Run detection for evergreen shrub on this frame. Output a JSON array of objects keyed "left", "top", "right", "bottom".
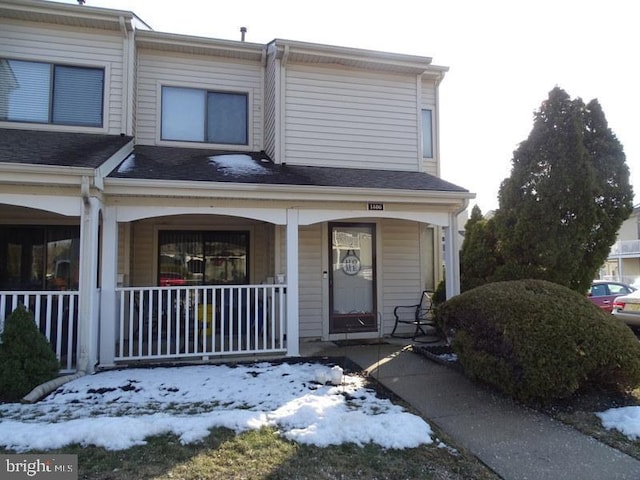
[
  {"left": 437, "top": 279, "right": 640, "bottom": 403},
  {"left": 0, "top": 304, "right": 60, "bottom": 402}
]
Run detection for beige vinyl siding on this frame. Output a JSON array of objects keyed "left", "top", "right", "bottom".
[
  {"left": 284, "top": 65, "right": 419, "bottom": 171},
  {"left": 0, "top": 21, "right": 125, "bottom": 134},
  {"left": 618, "top": 213, "right": 639, "bottom": 241},
  {"left": 298, "top": 224, "right": 323, "bottom": 338},
  {"left": 380, "top": 219, "right": 423, "bottom": 335},
  {"left": 263, "top": 51, "right": 277, "bottom": 161},
  {"left": 421, "top": 78, "right": 438, "bottom": 176},
  {"left": 136, "top": 50, "right": 263, "bottom": 148},
  {"left": 130, "top": 221, "right": 155, "bottom": 286}
]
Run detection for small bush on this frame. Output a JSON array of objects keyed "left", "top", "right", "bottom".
[
  {"left": 0, "top": 304, "right": 60, "bottom": 401},
  {"left": 437, "top": 279, "right": 640, "bottom": 403}
]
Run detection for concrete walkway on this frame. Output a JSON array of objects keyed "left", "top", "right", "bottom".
[{"left": 305, "top": 340, "right": 640, "bottom": 480}]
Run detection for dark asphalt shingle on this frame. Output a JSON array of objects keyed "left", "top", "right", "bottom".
[
  {"left": 0, "top": 128, "right": 132, "bottom": 168},
  {"left": 111, "top": 145, "right": 469, "bottom": 193},
  {"left": 0, "top": 129, "right": 468, "bottom": 193}
]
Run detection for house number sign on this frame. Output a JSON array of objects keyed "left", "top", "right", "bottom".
[{"left": 342, "top": 251, "right": 361, "bottom": 275}]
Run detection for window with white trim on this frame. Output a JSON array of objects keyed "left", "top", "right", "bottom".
[
  {"left": 0, "top": 58, "right": 104, "bottom": 127},
  {"left": 422, "top": 109, "right": 433, "bottom": 158},
  {"left": 158, "top": 230, "right": 250, "bottom": 286},
  {"left": 161, "top": 86, "right": 248, "bottom": 145}
]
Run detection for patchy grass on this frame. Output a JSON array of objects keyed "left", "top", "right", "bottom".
[
  {"left": 540, "top": 386, "right": 640, "bottom": 461},
  {"left": 1, "top": 427, "right": 500, "bottom": 480}
]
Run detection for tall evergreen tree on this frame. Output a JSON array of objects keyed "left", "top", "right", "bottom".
[
  {"left": 460, "top": 205, "right": 500, "bottom": 292},
  {"left": 491, "top": 87, "right": 633, "bottom": 292}
]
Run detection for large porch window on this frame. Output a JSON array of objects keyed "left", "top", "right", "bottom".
[
  {"left": 158, "top": 230, "right": 249, "bottom": 286},
  {"left": 0, "top": 225, "right": 80, "bottom": 291}
]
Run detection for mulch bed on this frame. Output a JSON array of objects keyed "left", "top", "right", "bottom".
[{"left": 412, "top": 343, "right": 463, "bottom": 372}]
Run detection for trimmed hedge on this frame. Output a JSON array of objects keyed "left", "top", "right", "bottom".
[
  {"left": 437, "top": 279, "right": 640, "bottom": 403},
  {"left": 0, "top": 304, "right": 60, "bottom": 402}
]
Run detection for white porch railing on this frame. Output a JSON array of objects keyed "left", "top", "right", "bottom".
[
  {"left": 0, "top": 291, "right": 79, "bottom": 373},
  {"left": 114, "top": 284, "right": 286, "bottom": 362},
  {"left": 609, "top": 240, "right": 640, "bottom": 258}
]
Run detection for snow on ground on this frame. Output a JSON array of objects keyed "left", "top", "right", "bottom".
[
  {"left": 0, "top": 361, "right": 433, "bottom": 453},
  {"left": 597, "top": 406, "right": 640, "bottom": 440}
]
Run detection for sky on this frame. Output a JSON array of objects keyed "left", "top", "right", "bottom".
[
  {"left": 56, "top": 0, "right": 639, "bottom": 213},
  {"left": 0, "top": 360, "right": 638, "bottom": 454},
  {"left": 0, "top": 361, "right": 436, "bottom": 452}
]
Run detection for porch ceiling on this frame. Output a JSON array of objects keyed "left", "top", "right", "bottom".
[{"left": 109, "top": 145, "right": 470, "bottom": 195}]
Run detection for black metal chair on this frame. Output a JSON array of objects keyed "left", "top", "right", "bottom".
[{"left": 391, "top": 290, "right": 440, "bottom": 343}]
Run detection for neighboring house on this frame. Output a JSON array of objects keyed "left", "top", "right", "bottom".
[
  {"left": 600, "top": 205, "right": 640, "bottom": 287},
  {"left": 0, "top": 0, "right": 473, "bottom": 373}
]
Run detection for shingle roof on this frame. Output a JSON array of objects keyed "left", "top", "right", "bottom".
[
  {"left": 0, "top": 130, "right": 469, "bottom": 193},
  {"left": 111, "top": 145, "right": 469, "bottom": 193},
  {"left": 0, "top": 128, "right": 132, "bottom": 168}
]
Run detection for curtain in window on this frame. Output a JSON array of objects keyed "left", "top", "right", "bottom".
[
  {"left": 158, "top": 231, "right": 249, "bottom": 286},
  {"left": 52, "top": 65, "right": 104, "bottom": 126},
  {"left": 207, "top": 92, "right": 247, "bottom": 144},
  {"left": 0, "top": 226, "right": 80, "bottom": 291},
  {"left": 0, "top": 59, "right": 104, "bottom": 126},
  {"left": 422, "top": 109, "right": 433, "bottom": 158},
  {"left": 161, "top": 87, "right": 206, "bottom": 142},
  {"left": 1, "top": 60, "right": 50, "bottom": 123}
]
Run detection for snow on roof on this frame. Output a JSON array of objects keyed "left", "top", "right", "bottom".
[
  {"left": 208, "top": 154, "right": 269, "bottom": 175},
  {"left": 116, "top": 154, "right": 136, "bottom": 173}
]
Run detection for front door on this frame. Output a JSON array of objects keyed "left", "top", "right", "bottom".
[{"left": 329, "top": 223, "right": 377, "bottom": 334}]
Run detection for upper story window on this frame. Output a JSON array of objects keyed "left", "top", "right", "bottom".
[
  {"left": 422, "top": 109, "right": 433, "bottom": 158},
  {"left": 161, "top": 86, "right": 248, "bottom": 145},
  {"left": 0, "top": 59, "right": 104, "bottom": 127}
]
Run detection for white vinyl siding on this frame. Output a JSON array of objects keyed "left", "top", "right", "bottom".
[
  {"left": 380, "top": 219, "right": 423, "bottom": 335},
  {"left": 0, "top": 21, "right": 124, "bottom": 134},
  {"left": 136, "top": 50, "right": 263, "bottom": 149},
  {"left": 298, "top": 224, "right": 323, "bottom": 338},
  {"left": 284, "top": 65, "right": 419, "bottom": 171}
]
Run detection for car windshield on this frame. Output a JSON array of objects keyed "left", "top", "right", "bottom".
[{"left": 625, "top": 289, "right": 640, "bottom": 299}]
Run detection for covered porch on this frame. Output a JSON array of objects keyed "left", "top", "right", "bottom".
[{"left": 0, "top": 138, "right": 473, "bottom": 374}]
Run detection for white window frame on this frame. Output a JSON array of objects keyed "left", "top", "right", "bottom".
[
  {"left": 0, "top": 58, "right": 106, "bottom": 129},
  {"left": 421, "top": 108, "right": 434, "bottom": 159},
  {"left": 157, "top": 82, "right": 252, "bottom": 150},
  {"left": 152, "top": 224, "right": 256, "bottom": 285}
]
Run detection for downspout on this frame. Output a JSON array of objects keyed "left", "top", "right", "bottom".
[
  {"left": 279, "top": 45, "right": 289, "bottom": 165},
  {"left": 260, "top": 48, "right": 266, "bottom": 152},
  {"left": 119, "top": 16, "right": 135, "bottom": 136},
  {"left": 81, "top": 175, "right": 90, "bottom": 207}
]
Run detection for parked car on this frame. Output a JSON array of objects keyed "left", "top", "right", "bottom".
[
  {"left": 588, "top": 281, "right": 636, "bottom": 313},
  {"left": 612, "top": 289, "right": 640, "bottom": 327},
  {"left": 159, "top": 272, "right": 186, "bottom": 287}
]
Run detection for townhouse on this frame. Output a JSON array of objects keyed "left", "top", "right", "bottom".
[{"left": 0, "top": 0, "right": 473, "bottom": 372}]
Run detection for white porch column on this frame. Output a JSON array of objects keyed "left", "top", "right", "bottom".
[
  {"left": 444, "top": 212, "right": 461, "bottom": 299},
  {"left": 77, "top": 196, "right": 100, "bottom": 373},
  {"left": 98, "top": 206, "right": 118, "bottom": 367},
  {"left": 285, "top": 208, "right": 300, "bottom": 356}
]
